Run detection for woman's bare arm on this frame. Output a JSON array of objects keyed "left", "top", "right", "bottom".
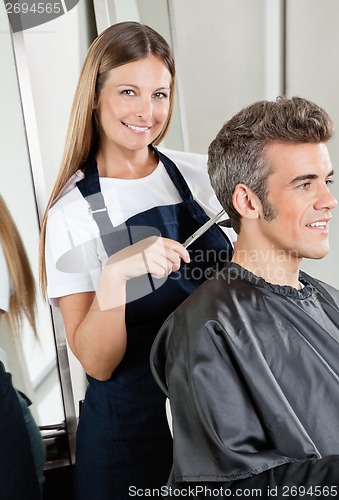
[{"left": 59, "top": 236, "right": 189, "bottom": 381}]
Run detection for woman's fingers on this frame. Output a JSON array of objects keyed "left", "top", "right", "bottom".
[
  {"left": 106, "top": 236, "right": 190, "bottom": 281},
  {"left": 143, "top": 237, "right": 190, "bottom": 278}
]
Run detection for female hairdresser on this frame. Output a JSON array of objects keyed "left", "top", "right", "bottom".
[
  {"left": 40, "top": 21, "right": 233, "bottom": 499},
  {"left": 0, "top": 195, "right": 45, "bottom": 499}
]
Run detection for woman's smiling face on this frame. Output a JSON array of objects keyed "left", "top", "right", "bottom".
[{"left": 95, "top": 54, "right": 172, "bottom": 153}]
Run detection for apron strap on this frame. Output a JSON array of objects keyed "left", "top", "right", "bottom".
[
  {"left": 151, "top": 145, "right": 194, "bottom": 202},
  {"left": 76, "top": 157, "right": 132, "bottom": 256}
]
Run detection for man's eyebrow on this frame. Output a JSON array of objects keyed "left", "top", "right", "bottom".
[{"left": 289, "top": 169, "right": 334, "bottom": 184}]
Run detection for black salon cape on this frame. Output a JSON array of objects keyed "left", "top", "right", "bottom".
[{"left": 151, "top": 263, "right": 339, "bottom": 487}]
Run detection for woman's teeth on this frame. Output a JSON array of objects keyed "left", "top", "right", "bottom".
[{"left": 124, "top": 123, "right": 150, "bottom": 132}]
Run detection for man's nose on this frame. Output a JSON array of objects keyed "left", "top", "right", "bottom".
[{"left": 314, "top": 185, "right": 337, "bottom": 211}]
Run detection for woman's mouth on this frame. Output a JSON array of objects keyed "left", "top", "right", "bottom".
[{"left": 122, "top": 122, "right": 151, "bottom": 133}]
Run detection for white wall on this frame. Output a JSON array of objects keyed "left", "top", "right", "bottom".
[
  {"left": 169, "top": 0, "right": 284, "bottom": 153},
  {"left": 285, "top": 0, "right": 339, "bottom": 285}
]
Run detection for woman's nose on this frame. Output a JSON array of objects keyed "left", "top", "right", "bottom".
[{"left": 135, "top": 97, "right": 152, "bottom": 120}]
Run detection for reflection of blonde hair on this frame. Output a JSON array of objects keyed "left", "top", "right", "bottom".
[
  {"left": 39, "top": 21, "right": 176, "bottom": 294},
  {"left": 0, "top": 195, "right": 37, "bottom": 337}
]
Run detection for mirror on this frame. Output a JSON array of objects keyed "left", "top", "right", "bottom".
[{"left": 0, "top": 1, "right": 75, "bottom": 468}]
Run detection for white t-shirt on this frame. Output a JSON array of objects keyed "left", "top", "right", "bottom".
[
  {"left": 0, "top": 243, "right": 10, "bottom": 313},
  {"left": 45, "top": 148, "right": 236, "bottom": 305}
]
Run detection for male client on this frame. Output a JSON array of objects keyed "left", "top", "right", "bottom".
[{"left": 151, "top": 96, "right": 339, "bottom": 497}]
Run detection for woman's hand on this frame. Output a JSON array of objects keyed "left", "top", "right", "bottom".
[{"left": 105, "top": 236, "right": 190, "bottom": 281}]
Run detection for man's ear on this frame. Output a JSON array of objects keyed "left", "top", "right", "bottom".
[{"left": 232, "top": 184, "right": 261, "bottom": 221}]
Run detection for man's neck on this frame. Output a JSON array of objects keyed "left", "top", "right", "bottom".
[{"left": 232, "top": 235, "right": 302, "bottom": 290}]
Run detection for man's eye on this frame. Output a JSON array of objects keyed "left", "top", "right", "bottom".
[
  {"left": 298, "top": 183, "right": 311, "bottom": 190},
  {"left": 325, "top": 178, "right": 334, "bottom": 186}
]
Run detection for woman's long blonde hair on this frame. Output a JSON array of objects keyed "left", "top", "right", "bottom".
[
  {"left": 0, "top": 196, "right": 37, "bottom": 337},
  {"left": 39, "top": 21, "right": 176, "bottom": 295}
]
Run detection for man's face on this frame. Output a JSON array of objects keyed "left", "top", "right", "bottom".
[{"left": 258, "top": 142, "right": 336, "bottom": 261}]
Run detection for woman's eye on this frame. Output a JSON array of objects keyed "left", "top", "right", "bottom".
[
  {"left": 153, "top": 92, "right": 168, "bottom": 99},
  {"left": 121, "top": 89, "right": 135, "bottom": 96}
]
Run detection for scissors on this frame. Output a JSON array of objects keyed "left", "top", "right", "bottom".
[{"left": 183, "top": 210, "right": 231, "bottom": 249}]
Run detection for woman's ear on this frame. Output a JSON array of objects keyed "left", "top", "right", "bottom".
[
  {"left": 232, "top": 184, "right": 261, "bottom": 221},
  {"left": 93, "top": 93, "right": 98, "bottom": 110}
]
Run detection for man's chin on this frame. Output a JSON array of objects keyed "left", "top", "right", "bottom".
[{"left": 304, "top": 248, "right": 330, "bottom": 260}]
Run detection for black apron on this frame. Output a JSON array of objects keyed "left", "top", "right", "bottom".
[{"left": 74, "top": 147, "right": 233, "bottom": 499}]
